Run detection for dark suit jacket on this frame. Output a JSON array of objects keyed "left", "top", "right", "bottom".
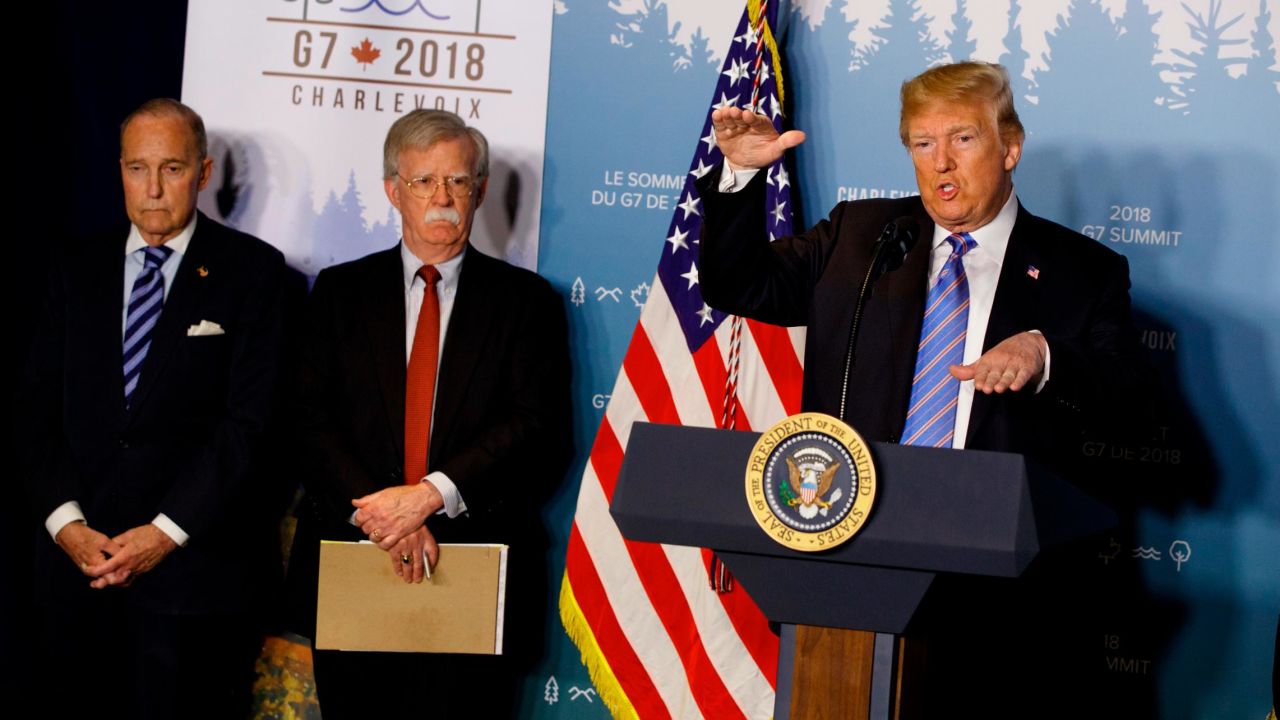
[
  {"left": 23, "top": 212, "right": 290, "bottom": 615},
  {"left": 286, "top": 243, "right": 572, "bottom": 637},
  {"left": 699, "top": 169, "right": 1150, "bottom": 470},
  {"left": 700, "top": 170, "right": 1158, "bottom": 713}
]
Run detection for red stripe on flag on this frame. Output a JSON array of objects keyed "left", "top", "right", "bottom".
[
  {"left": 622, "top": 328, "right": 683, "bottom": 426},
  {"left": 589, "top": 416, "right": 625, "bottom": 502},
  {"left": 701, "top": 548, "right": 780, "bottom": 689},
  {"left": 595, "top": 382, "right": 750, "bottom": 718},
  {"left": 622, "top": 534, "right": 747, "bottom": 719},
  {"left": 745, "top": 319, "right": 804, "bottom": 416},
  {"left": 694, "top": 328, "right": 754, "bottom": 431},
  {"left": 566, "top": 525, "right": 671, "bottom": 719},
  {"left": 691, "top": 334, "right": 733, "bottom": 424},
  {"left": 693, "top": 327, "right": 793, "bottom": 688}
]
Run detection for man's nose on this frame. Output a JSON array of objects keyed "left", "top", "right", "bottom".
[
  {"left": 933, "top": 143, "right": 954, "bottom": 172},
  {"left": 429, "top": 181, "right": 453, "bottom": 205},
  {"left": 148, "top": 170, "right": 164, "bottom": 198}
]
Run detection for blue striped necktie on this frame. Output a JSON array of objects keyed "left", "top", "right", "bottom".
[
  {"left": 123, "top": 245, "right": 173, "bottom": 406},
  {"left": 901, "top": 232, "right": 976, "bottom": 448}
]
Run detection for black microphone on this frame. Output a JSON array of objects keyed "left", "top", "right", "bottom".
[
  {"left": 871, "top": 216, "right": 920, "bottom": 279},
  {"left": 837, "top": 217, "right": 920, "bottom": 421}
]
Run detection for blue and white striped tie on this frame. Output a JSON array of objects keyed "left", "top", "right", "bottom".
[
  {"left": 123, "top": 245, "right": 173, "bottom": 406},
  {"left": 901, "top": 232, "right": 976, "bottom": 448}
]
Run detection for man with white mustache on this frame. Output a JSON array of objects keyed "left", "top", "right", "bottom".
[{"left": 287, "top": 109, "right": 572, "bottom": 718}]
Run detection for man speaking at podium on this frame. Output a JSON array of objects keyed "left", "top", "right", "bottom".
[{"left": 699, "top": 62, "right": 1150, "bottom": 709}]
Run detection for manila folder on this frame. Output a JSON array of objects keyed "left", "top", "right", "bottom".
[{"left": 315, "top": 542, "right": 508, "bottom": 654}]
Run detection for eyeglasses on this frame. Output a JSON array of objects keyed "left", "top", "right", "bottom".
[{"left": 399, "top": 173, "right": 475, "bottom": 199}]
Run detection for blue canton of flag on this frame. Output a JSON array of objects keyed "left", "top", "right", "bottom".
[{"left": 657, "top": 3, "right": 794, "bottom": 353}]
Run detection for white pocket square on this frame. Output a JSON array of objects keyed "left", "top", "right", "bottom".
[{"left": 187, "top": 320, "right": 225, "bottom": 337}]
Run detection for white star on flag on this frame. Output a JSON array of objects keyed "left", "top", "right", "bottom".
[
  {"left": 701, "top": 129, "right": 717, "bottom": 152},
  {"left": 678, "top": 193, "right": 701, "bottom": 220},
  {"left": 712, "top": 92, "right": 738, "bottom": 111},
  {"left": 772, "top": 198, "right": 788, "bottom": 225},
  {"left": 696, "top": 302, "right": 715, "bottom": 326},
  {"left": 772, "top": 165, "right": 790, "bottom": 191},
  {"left": 689, "top": 159, "right": 713, "bottom": 179},
  {"left": 722, "top": 58, "right": 748, "bottom": 86},
  {"left": 666, "top": 227, "right": 690, "bottom": 253},
  {"left": 680, "top": 261, "right": 700, "bottom": 289}
]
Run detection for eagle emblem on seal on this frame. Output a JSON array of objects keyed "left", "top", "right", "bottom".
[{"left": 782, "top": 450, "right": 843, "bottom": 519}]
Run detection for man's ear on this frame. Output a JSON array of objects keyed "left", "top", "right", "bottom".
[
  {"left": 1003, "top": 134, "right": 1023, "bottom": 173},
  {"left": 384, "top": 177, "right": 402, "bottom": 211},
  {"left": 196, "top": 156, "right": 214, "bottom": 191}
]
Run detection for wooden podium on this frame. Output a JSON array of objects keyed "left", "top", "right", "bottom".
[{"left": 610, "top": 422, "right": 1116, "bottom": 720}]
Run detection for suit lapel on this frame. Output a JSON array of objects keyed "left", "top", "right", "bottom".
[
  {"left": 890, "top": 206, "right": 935, "bottom": 384},
  {"left": 873, "top": 204, "right": 933, "bottom": 440},
  {"left": 429, "top": 248, "right": 495, "bottom": 467},
  {"left": 124, "top": 222, "right": 214, "bottom": 421},
  {"left": 967, "top": 203, "right": 1044, "bottom": 441},
  {"left": 362, "top": 248, "right": 409, "bottom": 465},
  {"left": 82, "top": 238, "right": 130, "bottom": 415}
]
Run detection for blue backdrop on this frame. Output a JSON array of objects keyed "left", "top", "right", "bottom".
[{"left": 529, "top": 1, "right": 1279, "bottom": 717}]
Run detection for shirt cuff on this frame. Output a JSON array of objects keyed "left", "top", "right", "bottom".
[
  {"left": 46, "top": 501, "right": 85, "bottom": 540},
  {"left": 425, "top": 471, "right": 467, "bottom": 518},
  {"left": 1029, "top": 330, "right": 1051, "bottom": 393},
  {"left": 152, "top": 514, "right": 189, "bottom": 547},
  {"left": 717, "top": 161, "right": 761, "bottom": 193}
]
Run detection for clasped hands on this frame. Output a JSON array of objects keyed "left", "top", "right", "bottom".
[
  {"left": 55, "top": 522, "right": 177, "bottom": 589},
  {"left": 352, "top": 482, "right": 443, "bottom": 584}
]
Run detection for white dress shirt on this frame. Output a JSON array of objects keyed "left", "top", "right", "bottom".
[
  {"left": 398, "top": 241, "right": 468, "bottom": 518},
  {"left": 923, "top": 191, "right": 1050, "bottom": 448},
  {"left": 45, "top": 217, "right": 198, "bottom": 545},
  {"left": 717, "top": 165, "right": 1048, "bottom": 449}
]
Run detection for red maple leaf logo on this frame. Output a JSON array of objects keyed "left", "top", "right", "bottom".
[{"left": 352, "top": 38, "right": 380, "bottom": 69}]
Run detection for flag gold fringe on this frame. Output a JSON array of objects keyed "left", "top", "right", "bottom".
[{"left": 559, "top": 573, "right": 640, "bottom": 720}]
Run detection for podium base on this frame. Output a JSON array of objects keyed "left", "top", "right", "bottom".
[{"left": 775, "top": 625, "right": 924, "bottom": 720}]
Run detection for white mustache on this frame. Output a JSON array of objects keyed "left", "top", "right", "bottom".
[{"left": 424, "top": 207, "right": 461, "bottom": 225}]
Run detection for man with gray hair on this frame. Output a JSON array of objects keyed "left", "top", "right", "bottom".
[
  {"left": 287, "top": 108, "right": 571, "bottom": 717},
  {"left": 22, "top": 97, "right": 290, "bottom": 718}
]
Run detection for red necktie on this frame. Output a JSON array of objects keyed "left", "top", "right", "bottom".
[{"left": 404, "top": 265, "right": 441, "bottom": 485}]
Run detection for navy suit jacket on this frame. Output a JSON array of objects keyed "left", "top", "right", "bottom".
[
  {"left": 698, "top": 169, "right": 1150, "bottom": 471},
  {"left": 23, "top": 212, "right": 291, "bottom": 615}
]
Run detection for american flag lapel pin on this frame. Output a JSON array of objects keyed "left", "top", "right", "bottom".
[
  {"left": 1026, "top": 265, "right": 1040, "bottom": 280},
  {"left": 197, "top": 266, "right": 209, "bottom": 278}
]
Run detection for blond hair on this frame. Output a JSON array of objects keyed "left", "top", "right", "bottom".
[{"left": 899, "top": 62, "right": 1024, "bottom": 146}]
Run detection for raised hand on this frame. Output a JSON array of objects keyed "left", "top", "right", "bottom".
[{"left": 710, "top": 107, "right": 806, "bottom": 170}]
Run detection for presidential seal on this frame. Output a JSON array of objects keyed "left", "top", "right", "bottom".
[{"left": 744, "top": 413, "right": 877, "bottom": 552}]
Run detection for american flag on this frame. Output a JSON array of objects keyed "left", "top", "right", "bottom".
[{"left": 559, "top": 2, "right": 805, "bottom": 717}]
